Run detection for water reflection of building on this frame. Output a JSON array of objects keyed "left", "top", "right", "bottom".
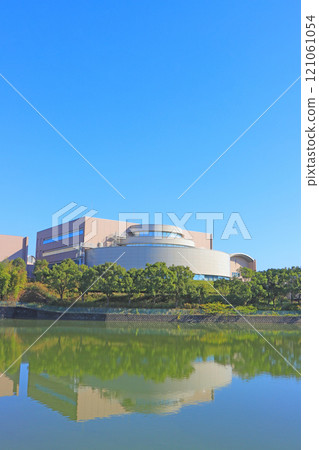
[
  {"left": 0, "top": 373, "right": 18, "bottom": 397},
  {"left": 1, "top": 360, "right": 232, "bottom": 421},
  {"left": 0, "top": 368, "right": 20, "bottom": 398},
  {"left": 76, "top": 387, "right": 127, "bottom": 421},
  {"left": 80, "top": 360, "right": 232, "bottom": 416}
]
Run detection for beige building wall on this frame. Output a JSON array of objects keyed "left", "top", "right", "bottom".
[
  {"left": 230, "top": 254, "right": 257, "bottom": 277},
  {"left": 187, "top": 230, "right": 212, "bottom": 250},
  {"left": 83, "top": 217, "right": 136, "bottom": 247},
  {"left": 0, "top": 235, "right": 28, "bottom": 263}
]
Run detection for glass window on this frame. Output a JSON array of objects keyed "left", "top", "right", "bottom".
[{"left": 43, "top": 229, "right": 84, "bottom": 245}]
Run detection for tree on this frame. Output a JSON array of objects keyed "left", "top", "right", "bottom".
[
  {"left": 47, "top": 259, "right": 80, "bottom": 300},
  {"left": 184, "top": 282, "right": 200, "bottom": 304},
  {"left": 240, "top": 268, "right": 268, "bottom": 306},
  {"left": 168, "top": 265, "right": 194, "bottom": 307},
  {"left": 249, "top": 272, "right": 268, "bottom": 306},
  {"left": 228, "top": 278, "right": 252, "bottom": 306},
  {"left": 144, "top": 262, "right": 172, "bottom": 302},
  {"left": 213, "top": 279, "right": 231, "bottom": 297},
  {"left": 286, "top": 267, "right": 301, "bottom": 303},
  {"left": 0, "top": 262, "right": 11, "bottom": 300},
  {"left": 240, "top": 267, "right": 254, "bottom": 280},
  {"left": 121, "top": 268, "right": 147, "bottom": 305},
  {"left": 122, "top": 272, "right": 134, "bottom": 304},
  {"left": 129, "top": 268, "right": 146, "bottom": 292},
  {"left": 97, "top": 263, "right": 126, "bottom": 306},
  {"left": 265, "top": 269, "right": 286, "bottom": 308},
  {"left": 79, "top": 265, "right": 98, "bottom": 300},
  {"left": 7, "top": 258, "right": 27, "bottom": 299},
  {"left": 33, "top": 259, "right": 50, "bottom": 283}
]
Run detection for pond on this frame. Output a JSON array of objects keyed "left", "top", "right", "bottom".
[{"left": 0, "top": 320, "right": 300, "bottom": 449}]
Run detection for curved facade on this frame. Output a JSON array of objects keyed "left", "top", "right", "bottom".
[
  {"left": 85, "top": 245, "right": 231, "bottom": 278},
  {"left": 85, "top": 224, "right": 231, "bottom": 278},
  {"left": 116, "top": 224, "right": 195, "bottom": 247},
  {"left": 230, "top": 253, "right": 257, "bottom": 277}
]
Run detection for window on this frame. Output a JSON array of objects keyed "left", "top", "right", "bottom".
[
  {"left": 193, "top": 274, "right": 230, "bottom": 281},
  {"left": 43, "top": 229, "right": 84, "bottom": 245},
  {"left": 162, "top": 232, "right": 182, "bottom": 238},
  {"left": 125, "top": 243, "right": 187, "bottom": 247},
  {"left": 136, "top": 231, "right": 182, "bottom": 238}
]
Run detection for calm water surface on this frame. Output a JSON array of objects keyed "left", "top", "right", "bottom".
[{"left": 0, "top": 320, "right": 300, "bottom": 449}]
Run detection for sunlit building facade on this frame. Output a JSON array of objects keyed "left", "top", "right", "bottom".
[
  {"left": 0, "top": 234, "right": 28, "bottom": 263},
  {"left": 36, "top": 217, "right": 256, "bottom": 278}
]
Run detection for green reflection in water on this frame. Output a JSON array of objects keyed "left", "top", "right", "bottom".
[{"left": 0, "top": 320, "right": 300, "bottom": 421}]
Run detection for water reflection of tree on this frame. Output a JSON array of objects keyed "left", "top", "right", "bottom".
[{"left": 0, "top": 324, "right": 300, "bottom": 381}]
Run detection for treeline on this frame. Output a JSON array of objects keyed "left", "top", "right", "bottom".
[
  {"left": 31, "top": 259, "right": 300, "bottom": 310},
  {"left": 0, "top": 257, "right": 301, "bottom": 310},
  {"left": 33, "top": 259, "right": 197, "bottom": 307},
  {"left": 240, "top": 266, "right": 301, "bottom": 309}
]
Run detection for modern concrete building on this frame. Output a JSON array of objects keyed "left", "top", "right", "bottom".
[
  {"left": 36, "top": 217, "right": 137, "bottom": 265},
  {"left": 85, "top": 223, "right": 230, "bottom": 280},
  {"left": 36, "top": 218, "right": 256, "bottom": 279},
  {"left": 0, "top": 234, "right": 28, "bottom": 263}
]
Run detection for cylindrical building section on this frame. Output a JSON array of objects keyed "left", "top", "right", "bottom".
[{"left": 85, "top": 246, "right": 231, "bottom": 278}]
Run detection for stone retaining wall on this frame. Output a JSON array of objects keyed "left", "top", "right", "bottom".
[{"left": 0, "top": 306, "right": 301, "bottom": 324}]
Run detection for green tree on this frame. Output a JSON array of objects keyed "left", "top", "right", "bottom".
[
  {"left": 122, "top": 268, "right": 147, "bottom": 305},
  {"left": 129, "top": 268, "right": 146, "bottom": 292},
  {"left": 97, "top": 263, "right": 126, "bottom": 306},
  {"left": 250, "top": 272, "right": 268, "bottom": 305},
  {"left": 7, "top": 258, "right": 27, "bottom": 299},
  {"left": 213, "top": 278, "right": 231, "bottom": 297},
  {"left": 168, "top": 265, "right": 194, "bottom": 307},
  {"left": 286, "top": 267, "right": 301, "bottom": 303},
  {"left": 240, "top": 267, "right": 255, "bottom": 280},
  {"left": 265, "top": 269, "right": 287, "bottom": 308},
  {"left": 79, "top": 265, "right": 98, "bottom": 300},
  {"left": 144, "top": 262, "right": 172, "bottom": 302},
  {"left": 122, "top": 271, "right": 134, "bottom": 304},
  {"left": 0, "top": 262, "right": 11, "bottom": 300},
  {"left": 184, "top": 282, "right": 200, "bottom": 304},
  {"left": 33, "top": 259, "right": 50, "bottom": 283},
  {"left": 228, "top": 278, "right": 252, "bottom": 306},
  {"left": 47, "top": 259, "right": 80, "bottom": 300}
]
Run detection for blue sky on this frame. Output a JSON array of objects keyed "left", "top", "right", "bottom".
[{"left": 0, "top": 0, "right": 300, "bottom": 270}]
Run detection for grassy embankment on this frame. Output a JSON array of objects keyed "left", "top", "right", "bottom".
[{"left": 15, "top": 281, "right": 300, "bottom": 316}]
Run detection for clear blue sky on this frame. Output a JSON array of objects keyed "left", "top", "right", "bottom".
[{"left": 0, "top": 0, "right": 300, "bottom": 271}]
